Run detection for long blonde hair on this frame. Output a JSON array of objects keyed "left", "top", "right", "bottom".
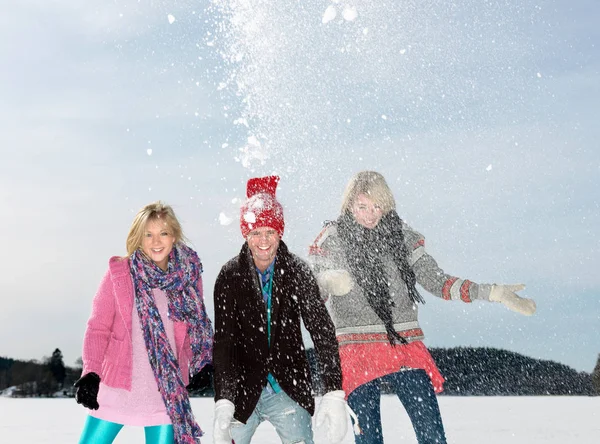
[
  {"left": 340, "top": 171, "right": 396, "bottom": 215},
  {"left": 126, "top": 202, "right": 185, "bottom": 256}
]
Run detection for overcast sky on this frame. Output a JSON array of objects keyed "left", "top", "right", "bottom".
[{"left": 1, "top": 0, "right": 598, "bottom": 373}]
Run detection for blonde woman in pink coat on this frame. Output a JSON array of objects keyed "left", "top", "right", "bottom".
[{"left": 75, "top": 202, "right": 213, "bottom": 444}]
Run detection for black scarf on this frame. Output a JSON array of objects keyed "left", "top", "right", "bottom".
[{"left": 337, "top": 210, "right": 425, "bottom": 346}]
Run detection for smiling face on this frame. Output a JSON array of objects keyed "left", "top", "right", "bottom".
[
  {"left": 141, "top": 218, "right": 175, "bottom": 271},
  {"left": 247, "top": 226, "right": 280, "bottom": 272},
  {"left": 351, "top": 193, "right": 385, "bottom": 229}
]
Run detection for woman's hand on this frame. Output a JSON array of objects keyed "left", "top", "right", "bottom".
[
  {"left": 74, "top": 372, "right": 101, "bottom": 410},
  {"left": 489, "top": 284, "right": 536, "bottom": 316}
]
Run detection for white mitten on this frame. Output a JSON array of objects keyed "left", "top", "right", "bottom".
[
  {"left": 317, "top": 270, "right": 354, "bottom": 296},
  {"left": 213, "top": 399, "right": 234, "bottom": 444},
  {"left": 315, "top": 390, "right": 348, "bottom": 443},
  {"left": 489, "top": 284, "right": 536, "bottom": 316}
]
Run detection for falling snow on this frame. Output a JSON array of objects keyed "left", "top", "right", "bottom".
[
  {"left": 342, "top": 6, "right": 358, "bottom": 22},
  {"left": 322, "top": 5, "right": 337, "bottom": 24},
  {"left": 243, "top": 211, "right": 257, "bottom": 223}
]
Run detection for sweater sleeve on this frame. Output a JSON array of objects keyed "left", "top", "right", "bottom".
[
  {"left": 212, "top": 267, "right": 239, "bottom": 403},
  {"left": 82, "top": 268, "right": 116, "bottom": 376},
  {"left": 308, "top": 224, "right": 347, "bottom": 301},
  {"left": 298, "top": 261, "right": 343, "bottom": 393},
  {"left": 308, "top": 225, "right": 341, "bottom": 269},
  {"left": 403, "top": 223, "right": 493, "bottom": 302}
]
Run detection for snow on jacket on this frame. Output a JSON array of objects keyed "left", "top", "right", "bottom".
[
  {"left": 213, "top": 241, "right": 342, "bottom": 424},
  {"left": 309, "top": 221, "right": 494, "bottom": 347},
  {"left": 82, "top": 256, "right": 198, "bottom": 390}
]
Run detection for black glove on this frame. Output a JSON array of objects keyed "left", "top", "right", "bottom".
[
  {"left": 74, "top": 372, "right": 101, "bottom": 410},
  {"left": 186, "top": 364, "right": 214, "bottom": 393}
]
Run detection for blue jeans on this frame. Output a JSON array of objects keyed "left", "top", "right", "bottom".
[
  {"left": 347, "top": 369, "right": 447, "bottom": 444},
  {"left": 78, "top": 416, "right": 174, "bottom": 444},
  {"left": 231, "top": 386, "right": 314, "bottom": 444}
]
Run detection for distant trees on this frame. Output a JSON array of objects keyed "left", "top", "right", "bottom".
[
  {"left": 429, "top": 347, "right": 595, "bottom": 396},
  {"left": 48, "top": 349, "right": 66, "bottom": 388},
  {"left": 593, "top": 354, "right": 600, "bottom": 395},
  {"left": 3, "top": 347, "right": 598, "bottom": 397},
  {"left": 308, "top": 346, "right": 597, "bottom": 396},
  {"left": 5, "top": 358, "right": 55, "bottom": 397},
  {"left": 1, "top": 348, "right": 81, "bottom": 397}
]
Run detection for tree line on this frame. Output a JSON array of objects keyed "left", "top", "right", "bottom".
[
  {"left": 0, "top": 349, "right": 82, "bottom": 397},
  {"left": 2, "top": 347, "right": 599, "bottom": 397},
  {"left": 309, "top": 347, "right": 600, "bottom": 396}
]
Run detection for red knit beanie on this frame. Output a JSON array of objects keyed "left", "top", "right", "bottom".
[{"left": 240, "top": 175, "right": 285, "bottom": 238}]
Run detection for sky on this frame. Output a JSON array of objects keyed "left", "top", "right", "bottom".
[
  {"left": 1, "top": 0, "right": 598, "bottom": 373},
  {"left": 2, "top": 396, "right": 599, "bottom": 443}
]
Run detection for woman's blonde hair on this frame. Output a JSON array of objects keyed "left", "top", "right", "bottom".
[
  {"left": 340, "top": 171, "right": 396, "bottom": 215},
  {"left": 126, "top": 202, "right": 185, "bottom": 256}
]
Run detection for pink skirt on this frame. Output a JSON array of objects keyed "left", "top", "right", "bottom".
[{"left": 339, "top": 339, "right": 445, "bottom": 396}]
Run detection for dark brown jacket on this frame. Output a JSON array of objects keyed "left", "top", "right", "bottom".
[{"left": 213, "top": 241, "right": 342, "bottom": 423}]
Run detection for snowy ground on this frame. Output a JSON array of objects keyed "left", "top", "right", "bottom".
[{"left": 1, "top": 396, "right": 599, "bottom": 443}]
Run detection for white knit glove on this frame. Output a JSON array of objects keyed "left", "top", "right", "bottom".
[
  {"left": 489, "top": 284, "right": 536, "bottom": 316},
  {"left": 315, "top": 390, "right": 348, "bottom": 443},
  {"left": 317, "top": 270, "right": 354, "bottom": 296},
  {"left": 213, "top": 399, "right": 234, "bottom": 444}
]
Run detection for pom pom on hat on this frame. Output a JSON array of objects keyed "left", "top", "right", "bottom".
[
  {"left": 240, "top": 176, "right": 285, "bottom": 238},
  {"left": 246, "top": 175, "right": 280, "bottom": 199}
]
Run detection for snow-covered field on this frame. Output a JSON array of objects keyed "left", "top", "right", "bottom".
[{"left": 1, "top": 396, "right": 598, "bottom": 443}]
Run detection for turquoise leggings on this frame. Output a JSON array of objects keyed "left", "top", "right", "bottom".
[{"left": 78, "top": 416, "right": 174, "bottom": 444}]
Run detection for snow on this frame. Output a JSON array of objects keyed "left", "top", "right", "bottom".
[
  {"left": 0, "top": 386, "right": 17, "bottom": 397},
  {"left": 1, "top": 396, "right": 598, "bottom": 443},
  {"left": 323, "top": 4, "right": 358, "bottom": 23},
  {"left": 218, "top": 212, "right": 233, "bottom": 226},
  {"left": 342, "top": 6, "right": 358, "bottom": 22},
  {"left": 322, "top": 5, "right": 337, "bottom": 24},
  {"left": 235, "top": 135, "right": 268, "bottom": 168},
  {"left": 167, "top": 14, "right": 176, "bottom": 25},
  {"left": 243, "top": 211, "right": 257, "bottom": 223}
]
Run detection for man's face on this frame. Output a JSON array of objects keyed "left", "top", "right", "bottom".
[{"left": 247, "top": 226, "right": 280, "bottom": 272}]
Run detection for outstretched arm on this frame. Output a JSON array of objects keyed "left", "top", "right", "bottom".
[
  {"left": 405, "top": 224, "right": 536, "bottom": 315},
  {"left": 308, "top": 224, "right": 354, "bottom": 299}
]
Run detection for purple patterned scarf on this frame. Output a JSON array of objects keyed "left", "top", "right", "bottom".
[{"left": 130, "top": 243, "right": 213, "bottom": 443}]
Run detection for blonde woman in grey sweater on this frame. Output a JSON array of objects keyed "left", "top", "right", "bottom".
[{"left": 309, "top": 171, "right": 535, "bottom": 444}]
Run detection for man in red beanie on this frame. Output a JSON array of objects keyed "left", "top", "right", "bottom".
[{"left": 212, "top": 176, "right": 350, "bottom": 444}]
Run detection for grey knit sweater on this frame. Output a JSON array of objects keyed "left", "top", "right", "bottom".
[{"left": 308, "top": 221, "right": 494, "bottom": 346}]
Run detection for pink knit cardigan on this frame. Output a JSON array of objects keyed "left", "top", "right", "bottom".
[{"left": 82, "top": 256, "right": 193, "bottom": 390}]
